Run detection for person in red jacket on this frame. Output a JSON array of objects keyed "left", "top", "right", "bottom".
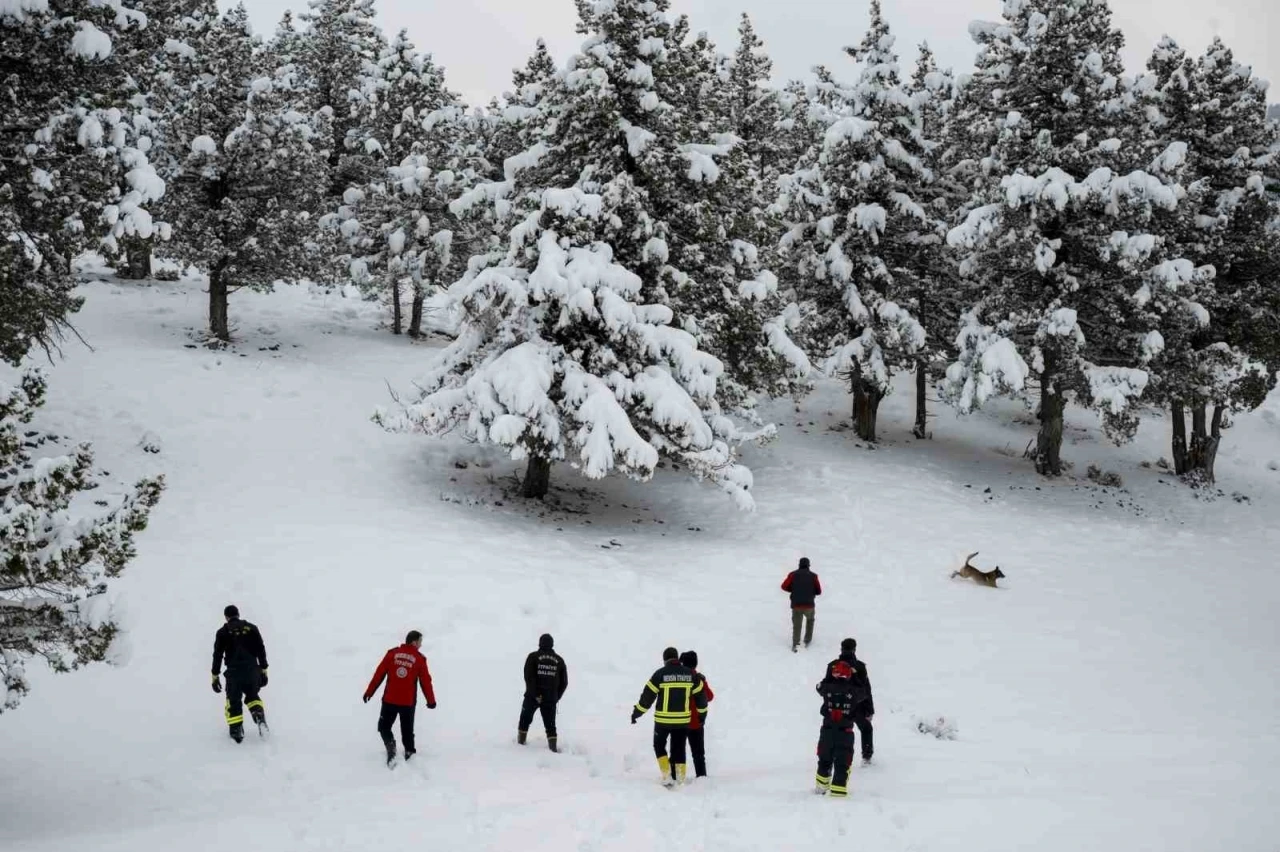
[
  {"left": 680, "top": 650, "right": 714, "bottom": 778},
  {"left": 781, "top": 557, "right": 822, "bottom": 652},
  {"left": 363, "top": 630, "right": 437, "bottom": 767}
]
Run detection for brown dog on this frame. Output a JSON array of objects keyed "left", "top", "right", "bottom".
[{"left": 951, "top": 552, "right": 1005, "bottom": 588}]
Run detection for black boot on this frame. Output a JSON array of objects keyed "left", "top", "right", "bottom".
[
  {"left": 517, "top": 730, "right": 527, "bottom": 746},
  {"left": 385, "top": 741, "right": 397, "bottom": 767},
  {"left": 548, "top": 736, "right": 558, "bottom": 753},
  {"left": 230, "top": 723, "right": 244, "bottom": 743}
]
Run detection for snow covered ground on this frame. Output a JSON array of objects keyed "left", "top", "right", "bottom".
[{"left": 1, "top": 276, "right": 1278, "bottom": 852}]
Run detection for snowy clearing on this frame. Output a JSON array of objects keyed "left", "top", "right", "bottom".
[{"left": 0, "top": 279, "right": 1277, "bottom": 852}]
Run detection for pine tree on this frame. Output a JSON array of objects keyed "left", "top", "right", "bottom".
[
  {"left": 0, "top": 0, "right": 164, "bottom": 362},
  {"left": 1, "top": 370, "right": 165, "bottom": 713},
  {"left": 331, "top": 34, "right": 478, "bottom": 338},
  {"left": 1137, "top": 37, "right": 1280, "bottom": 483},
  {"left": 162, "top": 6, "right": 333, "bottom": 341},
  {"left": 944, "top": 0, "right": 1201, "bottom": 475},
  {"left": 903, "top": 43, "right": 964, "bottom": 439},
  {"left": 377, "top": 0, "right": 772, "bottom": 508},
  {"left": 297, "top": 0, "right": 387, "bottom": 195},
  {"left": 775, "top": 2, "right": 930, "bottom": 442}
]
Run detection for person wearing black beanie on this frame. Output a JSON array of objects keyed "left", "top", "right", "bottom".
[
  {"left": 518, "top": 633, "right": 568, "bottom": 751},
  {"left": 210, "top": 605, "right": 269, "bottom": 743},
  {"left": 680, "top": 650, "right": 714, "bottom": 778},
  {"left": 816, "top": 637, "right": 875, "bottom": 767},
  {"left": 631, "top": 647, "right": 707, "bottom": 786}
]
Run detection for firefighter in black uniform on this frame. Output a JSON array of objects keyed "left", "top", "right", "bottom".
[
  {"left": 631, "top": 647, "right": 707, "bottom": 786},
  {"left": 812, "top": 658, "right": 863, "bottom": 797},
  {"left": 211, "top": 605, "right": 269, "bottom": 742},
  {"left": 816, "top": 637, "right": 874, "bottom": 765},
  {"left": 518, "top": 633, "right": 568, "bottom": 752}
]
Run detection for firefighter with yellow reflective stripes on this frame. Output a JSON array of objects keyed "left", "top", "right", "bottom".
[
  {"left": 211, "top": 605, "right": 269, "bottom": 743},
  {"left": 630, "top": 647, "right": 707, "bottom": 787}
]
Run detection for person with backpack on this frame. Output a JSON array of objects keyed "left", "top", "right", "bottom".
[
  {"left": 679, "top": 650, "right": 714, "bottom": 779},
  {"left": 631, "top": 647, "right": 708, "bottom": 787},
  {"left": 816, "top": 637, "right": 874, "bottom": 766},
  {"left": 211, "top": 605, "right": 269, "bottom": 743},
  {"left": 781, "top": 557, "right": 822, "bottom": 652},
  {"left": 363, "top": 630, "right": 437, "bottom": 767},
  {"left": 812, "top": 658, "right": 860, "bottom": 797},
  {"left": 518, "top": 633, "right": 567, "bottom": 752}
]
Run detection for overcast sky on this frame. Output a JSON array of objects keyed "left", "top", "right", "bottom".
[{"left": 229, "top": 0, "right": 1278, "bottom": 108}]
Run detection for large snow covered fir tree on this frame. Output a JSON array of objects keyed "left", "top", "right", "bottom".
[
  {"left": 944, "top": 0, "right": 1203, "bottom": 476},
  {"left": 1135, "top": 37, "right": 1280, "bottom": 483},
  {"left": 161, "top": 5, "right": 332, "bottom": 341},
  {"left": 0, "top": 0, "right": 164, "bottom": 713},
  {"left": 775, "top": 2, "right": 932, "bottom": 443},
  {"left": 376, "top": 0, "right": 801, "bottom": 508}
]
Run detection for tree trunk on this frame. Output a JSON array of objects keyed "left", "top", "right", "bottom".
[
  {"left": 1034, "top": 368, "right": 1065, "bottom": 477},
  {"left": 390, "top": 279, "right": 403, "bottom": 335},
  {"left": 1185, "top": 403, "right": 1221, "bottom": 485},
  {"left": 850, "top": 370, "right": 883, "bottom": 443},
  {"left": 1170, "top": 402, "right": 1188, "bottom": 475},
  {"left": 119, "top": 238, "right": 151, "bottom": 280},
  {"left": 209, "top": 263, "right": 230, "bottom": 341},
  {"left": 521, "top": 455, "right": 551, "bottom": 499},
  {"left": 408, "top": 283, "right": 426, "bottom": 339},
  {"left": 912, "top": 360, "right": 928, "bottom": 439}
]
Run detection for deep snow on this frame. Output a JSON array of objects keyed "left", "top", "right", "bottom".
[{"left": 1, "top": 275, "right": 1278, "bottom": 852}]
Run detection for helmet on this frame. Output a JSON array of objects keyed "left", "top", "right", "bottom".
[{"left": 831, "top": 661, "right": 853, "bottom": 679}]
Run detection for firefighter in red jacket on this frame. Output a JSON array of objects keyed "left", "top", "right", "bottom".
[
  {"left": 680, "top": 650, "right": 714, "bottom": 778},
  {"left": 363, "top": 630, "right": 437, "bottom": 766}
]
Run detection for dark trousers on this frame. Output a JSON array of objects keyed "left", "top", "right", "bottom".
[
  {"left": 791, "top": 608, "right": 815, "bottom": 647},
  {"left": 817, "top": 726, "right": 855, "bottom": 794},
  {"left": 653, "top": 724, "right": 688, "bottom": 769},
  {"left": 224, "top": 669, "right": 263, "bottom": 728},
  {"left": 687, "top": 726, "right": 707, "bottom": 777},
  {"left": 518, "top": 695, "right": 558, "bottom": 738},
  {"left": 853, "top": 714, "right": 874, "bottom": 760},
  {"left": 378, "top": 702, "right": 416, "bottom": 754}
]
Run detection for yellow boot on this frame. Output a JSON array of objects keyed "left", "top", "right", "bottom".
[
  {"left": 676, "top": 763, "right": 688, "bottom": 785},
  {"left": 657, "top": 756, "right": 674, "bottom": 787}
]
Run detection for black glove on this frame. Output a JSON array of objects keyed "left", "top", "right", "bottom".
[
  {"left": 259, "top": 668, "right": 268, "bottom": 688},
  {"left": 427, "top": 701, "right": 437, "bottom": 710},
  {"left": 211, "top": 675, "right": 222, "bottom": 694},
  {"left": 630, "top": 709, "right": 641, "bottom": 725}
]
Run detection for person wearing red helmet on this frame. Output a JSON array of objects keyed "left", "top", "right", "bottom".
[
  {"left": 813, "top": 638, "right": 874, "bottom": 797},
  {"left": 363, "top": 630, "right": 437, "bottom": 767}
]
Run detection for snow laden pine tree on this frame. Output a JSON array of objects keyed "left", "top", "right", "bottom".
[
  {"left": 1, "top": 0, "right": 165, "bottom": 362},
  {"left": 0, "top": 370, "right": 164, "bottom": 713},
  {"left": 297, "top": 0, "right": 386, "bottom": 195},
  {"left": 1137, "top": 37, "right": 1280, "bottom": 483},
  {"left": 162, "top": 6, "right": 332, "bottom": 341},
  {"left": 331, "top": 34, "right": 477, "bottom": 337},
  {"left": 775, "top": 2, "right": 930, "bottom": 442},
  {"left": 377, "top": 0, "right": 775, "bottom": 508},
  {"left": 945, "top": 0, "right": 1202, "bottom": 475}
]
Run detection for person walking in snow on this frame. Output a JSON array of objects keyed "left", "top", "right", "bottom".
[
  {"left": 363, "top": 630, "right": 437, "bottom": 767},
  {"left": 781, "top": 557, "right": 822, "bottom": 652},
  {"left": 518, "top": 633, "right": 567, "bottom": 752},
  {"left": 816, "top": 638, "right": 874, "bottom": 765},
  {"left": 211, "top": 604, "right": 269, "bottom": 743},
  {"left": 812, "top": 659, "right": 863, "bottom": 797},
  {"left": 680, "top": 650, "right": 714, "bottom": 779},
  {"left": 631, "top": 647, "right": 708, "bottom": 787}
]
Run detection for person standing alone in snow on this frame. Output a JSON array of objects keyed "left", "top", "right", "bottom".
[
  {"left": 781, "top": 557, "right": 822, "bottom": 652},
  {"left": 631, "top": 647, "right": 707, "bottom": 787},
  {"left": 680, "top": 650, "right": 714, "bottom": 779},
  {"left": 364, "top": 630, "right": 436, "bottom": 767},
  {"left": 518, "top": 633, "right": 567, "bottom": 751},
  {"left": 211, "top": 605, "right": 269, "bottom": 742},
  {"left": 816, "top": 637, "right": 874, "bottom": 765},
  {"left": 812, "top": 659, "right": 863, "bottom": 797}
]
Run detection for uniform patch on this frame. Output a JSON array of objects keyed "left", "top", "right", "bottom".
[{"left": 396, "top": 666, "right": 409, "bottom": 678}]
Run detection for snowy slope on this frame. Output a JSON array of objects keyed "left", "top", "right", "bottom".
[{"left": 1, "top": 277, "right": 1278, "bottom": 852}]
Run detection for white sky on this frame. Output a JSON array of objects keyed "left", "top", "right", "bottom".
[{"left": 230, "top": 0, "right": 1278, "bottom": 108}]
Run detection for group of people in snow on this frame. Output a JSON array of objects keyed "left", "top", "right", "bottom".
[{"left": 208, "top": 558, "right": 875, "bottom": 794}]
